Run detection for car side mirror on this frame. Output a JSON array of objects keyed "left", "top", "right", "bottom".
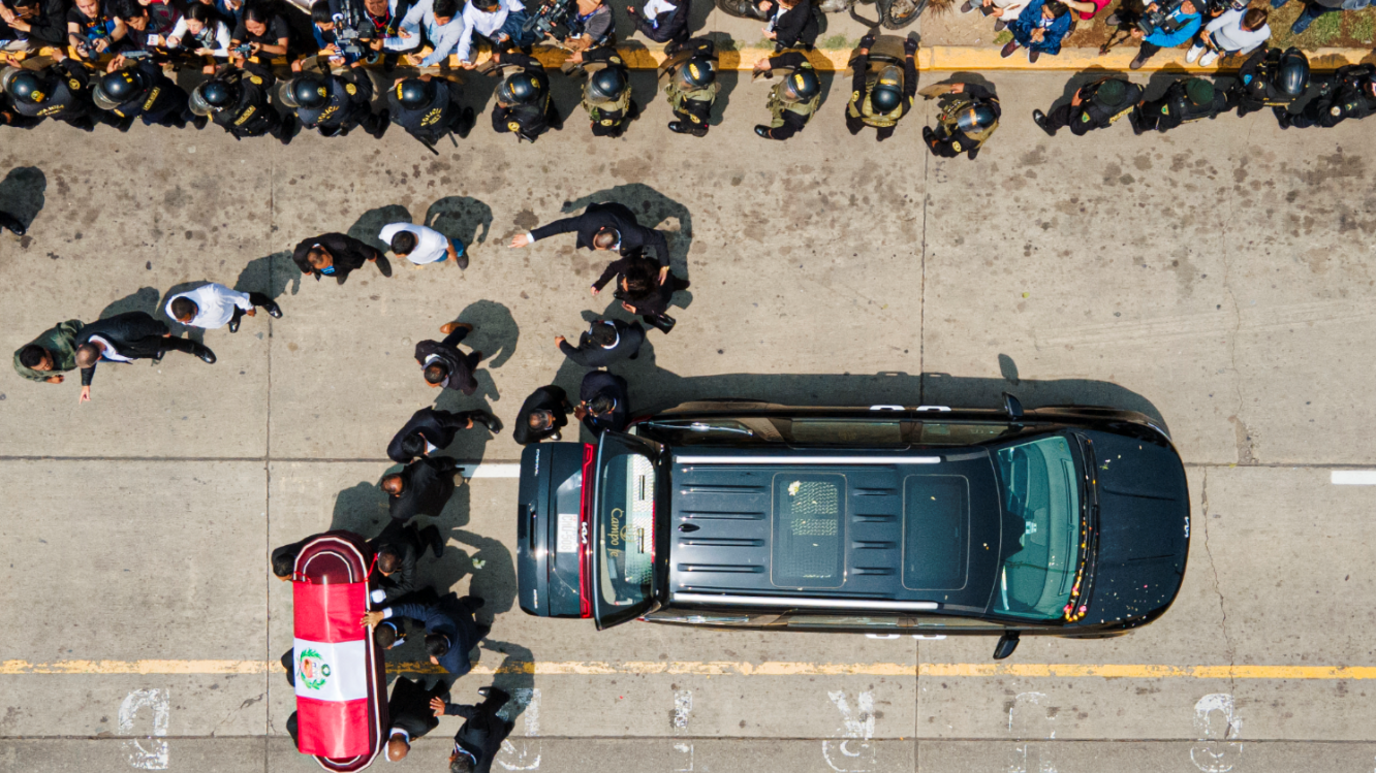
[
  {"left": 1002, "top": 392, "right": 1024, "bottom": 422},
  {"left": 993, "top": 631, "right": 1020, "bottom": 660}
]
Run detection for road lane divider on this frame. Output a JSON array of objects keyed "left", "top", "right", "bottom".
[
  {"left": 1332, "top": 470, "right": 1376, "bottom": 485},
  {"left": 458, "top": 463, "right": 521, "bottom": 478}
]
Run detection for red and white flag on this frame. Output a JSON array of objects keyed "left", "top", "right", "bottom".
[{"left": 293, "top": 581, "right": 371, "bottom": 759}]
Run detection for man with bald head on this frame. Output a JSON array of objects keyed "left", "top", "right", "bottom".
[
  {"left": 383, "top": 677, "right": 447, "bottom": 762},
  {"left": 73, "top": 311, "right": 215, "bottom": 403},
  {"left": 382, "top": 456, "right": 463, "bottom": 522}
]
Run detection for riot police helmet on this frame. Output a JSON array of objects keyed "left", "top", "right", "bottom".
[
  {"left": 289, "top": 75, "right": 329, "bottom": 109},
  {"left": 395, "top": 77, "right": 435, "bottom": 109},
  {"left": 587, "top": 66, "right": 628, "bottom": 102},
  {"left": 1275, "top": 47, "right": 1310, "bottom": 97},
  {"left": 5, "top": 69, "right": 51, "bottom": 104},
  {"left": 498, "top": 71, "right": 543, "bottom": 105},
  {"left": 94, "top": 68, "right": 149, "bottom": 111},
  {"left": 870, "top": 65, "right": 903, "bottom": 113},
  {"left": 780, "top": 68, "right": 820, "bottom": 102},
  {"left": 675, "top": 57, "right": 716, "bottom": 90},
  {"left": 955, "top": 102, "right": 997, "bottom": 133},
  {"left": 196, "top": 78, "right": 238, "bottom": 112}
]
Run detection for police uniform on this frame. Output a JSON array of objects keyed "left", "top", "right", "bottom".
[
  {"left": 0, "top": 93, "right": 45, "bottom": 130},
  {"left": 1285, "top": 64, "right": 1376, "bottom": 129},
  {"left": 1131, "top": 77, "right": 1229, "bottom": 134},
  {"left": 922, "top": 83, "right": 1000, "bottom": 159},
  {"left": 295, "top": 72, "right": 386, "bottom": 137},
  {"left": 580, "top": 47, "right": 635, "bottom": 138},
  {"left": 10, "top": 61, "right": 119, "bottom": 132},
  {"left": 1227, "top": 47, "right": 1305, "bottom": 117},
  {"left": 845, "top": 46, "right": 917, "bottom": 141},
  {"left": 663, "top": 37, "right": 718, "bottom": 137},
  {"left": 210, "top": 70, "right": 292, "bottom": 141},
  {"left": 491, "top": 52, "right": 559, "bottom": 142},
  {"left": 388, "top": 77, "right": 471, "bottom": 147},
  {"left": 759, "top": 52, "right": 820, "bottom": 140},
  {"left": 107, "top": 60, "right": 197, "bottom": 129},
  {"left": 1034, "top": 77, "right": 1142, "bottom": 136}
]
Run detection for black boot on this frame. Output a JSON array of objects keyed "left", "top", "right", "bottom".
[
  {"left": 647, "top": 313, "right": 676, "bottom": 334},
  {"left": 0, "top": 211, "right": 25, "bottom": 236},
  {"left": 228, "top": 307, "right": 244, "bottom": 333},
  {"left": 366, "top": 109, "right": 390, "bottom": 139},
  {"left": 1032, "top": 109, "right": 1056, "bottom": 137}
]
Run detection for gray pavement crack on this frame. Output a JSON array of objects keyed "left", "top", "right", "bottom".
[
  {"left": 1220, "top": 127, "right": 1252, "bottom": 466},
  {"left": 1199, "top": 468, "right": 1238, "bottom": 693}
]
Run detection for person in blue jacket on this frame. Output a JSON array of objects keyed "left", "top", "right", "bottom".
[
  {"left": 1002, "top": 0, "right": 1072, "bottom": 62},
  {"left": 1126, "top": 0, "right": 1201, "bottom": 69}
]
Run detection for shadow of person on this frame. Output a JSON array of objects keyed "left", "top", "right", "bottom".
[
  {"left": 560, "top": 183, "right": 694, "bottom": 281},
  {"left": 329, "top": 478, "right": 396, "bottom": 535},
  {"left": 449, "top": 300, "right": 520, "bottom": 370},
  {"left": 99, "top": 287, "right": 161, "bottom": 319},
  {"left": 425, "top": 196, "right": 494, "bottom": 254},
  {"left": 445, "top": 528, "right": 517, "bottom": 621},
  {"left": 485, "top": 640, "right": 536, "bottom": 730},
  {"left": 235, "top": 251, "right": 303, "bottom": 301},
  {"left": 0, "top": 166, "right": 46, "bottom": 231},
  {"left": 348, "top": 204, "right": 415, "bottom": 253}
]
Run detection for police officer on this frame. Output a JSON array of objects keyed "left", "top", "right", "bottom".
[
  {"left": 281, "top": 71, "right": 389, "bottom": 138},
  {"left": 1, "top": 60, "right": 126, "bottom": 132},
  {"left": 1227, "top": 47, "right": 1309, "bottom": 120},
  {"left": 751, "top": 52, "right": 820, "bottom": 140},
  {"left": 846, "top": 33, "right": 918, "bottom": 142},
  {"left": 920, "top": 81, "right": 1000, "bottom": 159},
  {"left": 577, "top": 46, "right": 635, "bottom": 138},
  {"left": 190, "top": 67, "right": 295, "bottom": 144},
  {"left": 1031, "top": 76, "right": 1142, "bottom": 137},
  {"left": 387, "top": 75, "right": 474, "bottom": 151},
  {"left": 1129, "top": 76, "right": 1229, "bottom": 134},
  {"left": 661, "top": 37, "right": 718, "bottom": 137},
  {"left": 1283, "top": 63, "right": 1376, "bottom": 129},
  {"left": 490, "top": 50, "right": 560, "bottom": 143},
  {"left": 93, "top": 59, "right": 203, "bottom": 130}
]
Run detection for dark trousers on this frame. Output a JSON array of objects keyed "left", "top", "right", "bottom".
[
  {"left": 1134, "top": 40, "right": 1163, "bottom": 63},
  {"left": 119, "top": 334, "right": 198, "bottom": 360},
  {"left": 1043, "top": 103, "right": 1074, "bottom": 131},
  {"left": 846, "top": 112, "right": 897, "bottom": 141},
  {"left": 228, "top": 292, "right": 274, "bottom": 326},
  {"left": 441, "top": 328, "right": 483, "bottom": 371}
]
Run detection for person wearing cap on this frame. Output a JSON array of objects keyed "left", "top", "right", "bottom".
[
  {"left": 381, "top": 220, "right": 469, "bottom": 270},
  {"left": 1129, "top": 76, "right": 1229, "bottom": 134},
  {"left": 509, "top": 201, "right": 673, "bottom": 283},
  {"left": 1002, "top": 0, "right": 1072, "bottom": 63},
  {"left": 1185, "top": 6, "right": 1269, "bottom": 68},
  {"left": 846, "top": 33, "right": 919, "bottom": 142},
  {"left": 383, "top": 677, "right": 449, "bottom": 762},
  {"left": 920, "top": 80, "right": 1000, "bottom": 160},
  {"left": 1032, "top": 76, "right": 1143, "bottom": 137},
  {"left": 1283, "top": 62, "right": 1376, "bottom": 129},
  {"left": 751, "top": 51, "right": 821, "bottom": 140},
  {"left": 662, "top": 36, "right": 719, "bottom": 137},
  {"left": 431, "top": 687, "right": 511, "bottom": 773},
  {"left": 166, "top": 282, "right": 281, "bottom": 333},
  {"left": 14, "top": 319, "right": 85, "bottom": 385},
  {"left": 489, "top": 50, "right": 560, "bottom": 142},
  {"left": 512, "top": 384, "right": 573, "bottom": 444}
]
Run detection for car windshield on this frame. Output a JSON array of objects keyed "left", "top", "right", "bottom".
[
  {"left": 990, "top": 434, "right": 1082, "bottom": 621},
  {"left": 593, "top": 433, "right": 658, "bottom": 621}
]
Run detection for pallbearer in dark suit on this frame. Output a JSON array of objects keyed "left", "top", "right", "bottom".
[
  {"left": 508, "top": 201, "right": 674, "bottom": 285},
  {"left": 416, "top": 322, "right": 484, "bottom": 396},
  {"left": 512, "top": 385, "right": 573, "bottom": 445},
  {"left": 382, "top": 456, "right": 463, "bottom": 522},
  {"left": 557, "top": 318, "right": 644, "bottom": 368},
  {"left": 577, "top": 370, "right": 630, "bottom": 436},
  {"left": 388, "top": 407, "right": 502, "bottom": 463},
  {"left": 432, "top": 687, "right": 512, "bottom": 773},
  {"left": 385, "top": 676, "right": 448, "bottom": 761},
  {"left": 73, "top": 312, "right": 216, "bottom": 403}
]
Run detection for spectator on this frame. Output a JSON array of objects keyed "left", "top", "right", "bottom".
[
  {"left": 761, "top": 0, "right": 817, "bottom": 51},
  {"left": 231, "top": 3, "right": 291, "bottom": 74},
  {"left": 562, "top": 0, "right": 613, "bottom": 53},
  {"left": 0, "top": 0, "right": 68, "bottom": 52},
  {"left": 454, "top": 0, "right": 536, "bottom": 66},
  {"left": 1127, "top": 0, "right": 1201, "bottom": 70},
  {"left": 960, "top": 0, "right": 1029, "bottom": 31},
  {"left": 1061, "top": 0, "right": 1109, "bottom": 22},
  {"left": 626, "top": 0, "right": 690, "bottom": 45},
  {"left": 1277, "top": 0, "right": 1354, "bottom": 34},
  {"left": 67, "top": 0, "right": 126, "bottom": 60},
  {"left": 387, "top": 0, "right": 466, "bottom": 67},
  {"left": 167, "top": 3, "right": 232, "bottom": 71},
  {"left": 1003, "top": 0, "right": 1072, "bottom": 62},
  {"left": 1186, "top": 6, "right": 1268, "bottom": 66},
  {"left": 196, "top": 0, "right": 245, "bottom": 25}
]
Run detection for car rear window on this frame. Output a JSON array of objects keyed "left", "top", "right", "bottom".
[
  {"left": 771, "top": 473, "right": 846, "bottom": 587},
  {"left": 902, "top": 475, "right": 970, "bottom": 590}
]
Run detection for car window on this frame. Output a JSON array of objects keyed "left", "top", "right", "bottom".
[
  {"left": 786, "top": 418, "right": 907, "bottom": 446},
  {"left": 902, "top": 475, "right": 969, "bottom": 590},
  {"left": 592, "top": 433, "right": 659, "bottom": 626},
  {"left": 908, "top": 422, "right": 1011, "bottom": 446},
  {"left": 991, "top": 435, "right": 1081, "bottom": 621},
  {"left": 637, "top": 418, "right": 774, "bottom": 445},
  {"left": 771, "top": 473, "right": 846, "bottom": 588}
]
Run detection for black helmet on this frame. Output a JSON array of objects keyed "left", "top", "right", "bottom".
[
  {"left": 870, "top": 65, "right": 903, "bottom": 113},
  {"left": 675, "top": 57, "right": 715, "bottom": 90},
  {"left": 587, "top": 66, "right": 628, "bottom": 102},
  {"left": 395, "top": 77, "right": 434, "bottom": 109},
  {"left": 202, "top": 79, "right": 235, "bottom": 108},
  {"left": 1275, "top": 47, "right": 1310, "bottom": 97},
  {"left": 288, "top": 75, "right": 328, "bottom": 109},
  {"left": 94, "top": 68, "right": 148, "bottom": 111},
  {"left": 780, "top": 68, "right": 820, "bottom": 102},
  {"left": 498, "top": 71, "right": 542, "bottom": 105},
  {"left": 955, "top": 102, "right": 997, "bottom": 133},
  {"left": 6, "top": 70, "right": 50, "bottom": 104}
]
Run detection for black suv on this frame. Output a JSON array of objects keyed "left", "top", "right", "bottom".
[{"left": 515, "top": 396, "right": 1190, "bottom": 659}]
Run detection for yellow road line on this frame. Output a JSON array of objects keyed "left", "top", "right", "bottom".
[{"left": 5, "top": 659, "right": 1376, "bottom": 680}]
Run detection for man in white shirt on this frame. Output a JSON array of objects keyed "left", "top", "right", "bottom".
[
  {"left": 454, "top": 0, "right": 532, "bottom": 65},
  {"left": 384, "top": 0, "right": 466, "bottom": 68},
  {"left": 1186, "top": 6, "right": 1270, "bottom": 67},
  {"left": 166, "top": 282, "right": 282, "bottom": 333},
  {"left": 380, "top": 221, "right": 469, "bottom": 269}
]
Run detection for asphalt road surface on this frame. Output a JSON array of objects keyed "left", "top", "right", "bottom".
[{"left": 1, "top": 70, "right": 1374, "bottom": 773}]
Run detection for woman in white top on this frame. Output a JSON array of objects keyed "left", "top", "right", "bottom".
[{"left": 167, "top": 3, "right": 231, "bottom": 73}]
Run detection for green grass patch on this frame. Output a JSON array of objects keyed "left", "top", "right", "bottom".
[
  {"left": 1302, "top": 9, "right": 1344, "bottom": 46},
  {"left": 822, "top": 34, "right": 852, "bottom": 49},
  {"left": 994, "top": 29, "right": 1013, "bottom": 44},
  {"left": 1347, "top": 11, "right": 1376, "bottom": 43}
]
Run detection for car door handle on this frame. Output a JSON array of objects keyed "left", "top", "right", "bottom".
[{"left": 915, "top": 405, "right": 952, "bottom": 412}]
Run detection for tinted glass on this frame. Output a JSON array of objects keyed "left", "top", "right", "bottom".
[
  {"left": 787, "top": 418, "right": 906, "bottom": 446},
  {"left": 902, "top": 475, "right": 969, "bottom": 590},
  {"left": 909, "top": 422, "right": 1010, "bottom": 446},
  {"left": 991, "top": 435, "right": 1081, "bottom": 620},
  {"left": 771, "top": 473, "right": 846, "bottom": 587},
  {"left": 595, "top": 435, "right": 657, "bottom": 617}
]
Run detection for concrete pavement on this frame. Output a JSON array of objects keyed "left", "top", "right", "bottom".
[{"left": 1, "top": 70, "right": 1375, "bottom": 771}]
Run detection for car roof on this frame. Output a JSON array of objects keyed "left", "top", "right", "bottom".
[{"left": 665, "top": 445, "right": 1005, "bottom": 610}]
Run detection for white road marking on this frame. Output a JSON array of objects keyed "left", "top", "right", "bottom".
[
  {"left": 822, "top": 691, "right": 876, "bottom": 773},
  {"left": 497, "top": 688, "right": 541, "bottom": 771},
  {"left": 1191, "top": 693, "right": 1243, "bottom": 773},
  {"left": 459, "top": 463, "right": 521, "bottom": 478},
  {"left": 118, "top": 689, "right": 169, "bottom": 770},
  {"left": 673, "top": 690, "right": 692, "bottom": 730},
  {"left": 1331, "top": 470, "right": 1376, "bottom": 485},
  {"left": 673, "top": 742, "right": 695, "bottom": 772}
]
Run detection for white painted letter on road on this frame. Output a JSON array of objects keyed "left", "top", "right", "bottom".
[{"left": 118, "top": 689, "right": 169, "bottom": 771}]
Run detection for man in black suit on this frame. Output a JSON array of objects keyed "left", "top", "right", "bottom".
[
  {"left": 416, "top": 322, "right": 483, "bottom": 396},
  {"left": 362, "top": 594, "right": 486, "bottom": 676},
  {"left": 385, "top": 676, "right": 448, "bottom": 762},
  {"left": 508, "top": 202, "right": 674, "bottom": 286},
  {"left": 382, "top": 456, "right": 462, "bottom": 522},
  {"left": 388, "top": 407, "right": 502, "bottom": 463},
  {"left": 368, "top": 520, "right": 445, "bottom": 605},
  {"left": 291, "top": 232, "right": 393, "bottom": 284},
  {"left": 431, "top": 687, "right": 512, "bottom": 773},
  {"left": 512, "top": 385, "right": 573, "bottom": 445},
  {"left": 557, "top": 318, "right": 644, "bottom": 368},
  {"left": 73, "top": 311, "right": 216, "bottom": 403},
  {"left": 577, "top": 370, "right": 630, "bottom": 436}
]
